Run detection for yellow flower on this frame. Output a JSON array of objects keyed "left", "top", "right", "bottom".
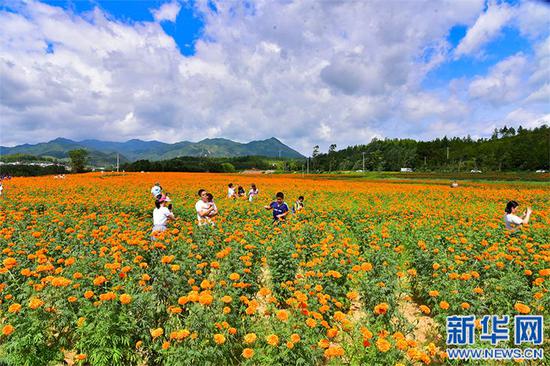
[{"left": 213, "top": 333, "right": 226, "bottom": 345}]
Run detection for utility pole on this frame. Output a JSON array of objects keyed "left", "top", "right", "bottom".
[
  {"left": 362, "top": 152, "right": 366, "bottom": 172},
  {"left": 116, "top": 153, "right": 119, "bottom": 173},
  {"left": 306, "top": 157, "right": 310, "bottom": 174}
]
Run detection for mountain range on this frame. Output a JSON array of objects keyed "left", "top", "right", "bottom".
[{"left": 0, "top": 137, "right": 304, "bottom": 166}]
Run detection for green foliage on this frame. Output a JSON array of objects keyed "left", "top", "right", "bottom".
[{"left": 68, "top": 149, "right": 89, "bottom": 173}]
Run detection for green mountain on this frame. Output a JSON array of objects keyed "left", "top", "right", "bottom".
[{"left": 0, "top": 137, "right": 304, "bottom": 166}]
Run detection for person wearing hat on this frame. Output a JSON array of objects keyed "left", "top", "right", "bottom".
[
  {"left": 152, "top": 194, "right": 175, "bottom": 234},
  {"left": 151, "top": 182, "right": 163, "bottom": 199}
]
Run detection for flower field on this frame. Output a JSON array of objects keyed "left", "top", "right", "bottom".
[{"left": 0, "top": 173, "right": 548, "bottom": 365}]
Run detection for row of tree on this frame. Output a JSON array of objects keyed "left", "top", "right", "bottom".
[{"left": 310, "top": 125, "right": 549, "bottom": 172}]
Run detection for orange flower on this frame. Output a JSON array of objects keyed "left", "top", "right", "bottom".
[
  {"left": 229, "top": 273, "right": 240, "bottom": 281},
  {"left": 2, "top": 324, "right": 14, "bottom": 336},
  {"left": 8, "top": 303, "right": 21, "bottom": 313},
  {"left": 120, "top": 294, "right": 132, "bottom": 305},
  {"left": 276, "top": 310, "right": 289, "bottom": 322},
  {"left": 93, "top": 276, "right": 107, "bottom": 286},
  {"left": 242, "top": 348, "right": 254, "bottom": 359},
  {"left": 290, "top": 333, "right": 301, "bottom": 343},
  {"left": 439, "top": 301, "right": 450, "bottom": 310},
  {"left": 213, "top": 333, "right": 226, "bottom": 345},
  {"left": 266, "top": 334, "right": 279, "bottom": 346},
  {"left": 199, "top": 292, "right": 214, "bottom": 306},
  {"left": 221, "top": 295, "right": 232, "bottom": 303},
  {"left": 514, "top": 303, "right": 530, "bottom": 314},
  {"left": 84, "top": 290, "right": 94, "bottom": 299},
  {"left": 244, "top": 333, "right": 257, "bottom": 344},
  {"left": 376, "top": 338, "right": 391, "bottom": 352},
  {"left": 419, "top": 305, "right": 431, "bottom": 314},
  {"left": 75, "top": 354, "right": 87, "bottom": 361},
  {"left": 29, "top": 297, "right": 44, "bottom": 309},
  {"left": 374, "top": 303, "right": 389, "bottom": 315},
  {"left": 162, "top": 341, "right": 170, "bottom": 350},
  {"left": 150, "top": 328, "right": 164, "bottom": 339},
  {"left": 460, "top": 302, "right": 470, "bottom": 310}
]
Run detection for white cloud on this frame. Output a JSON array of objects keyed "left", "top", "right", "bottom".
[
  {"left": 455, "top": 1, "right": 514, "bottom": 58},
  {"left": 0, "top": 0, "right": 547, "bottom": 154},
  {"left": 468, "top": 54, "right": 527, "bottom": 103},
  {"left": 505, "top": 109, "right": 550, "bottom": 129},
  {"left": 516, "top": 1, "right": 550, "bottom": 39},
  {"left": 152, "top": 1, "right": 181, "bottom": 23}
]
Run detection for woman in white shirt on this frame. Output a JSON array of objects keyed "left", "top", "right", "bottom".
[
  {"left": 152, "top": 195, "right": 175, "bottom": 233},
  {"left": 504, "top": 200, "right": 532, "bottom": 231}
]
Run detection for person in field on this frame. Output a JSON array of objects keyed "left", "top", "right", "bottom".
[
  {"left": 227, "top": 183, "right": 236, "bottom": 199},
  {"left": 0, "top": 181, "right": 3, "bottom": 196},
  {"left": 293, "top": 196, "right": 305, "bottom": 213},
  {"left": 248, "top": 184, "right": 259, "bottom": 202},
  {"left": 264, "top": 192, "right": 289, "bottom": 224},
  {"left": 237, "top": 185, "right": 245, "bottom": 198},
  {"left": 152, "top": 195, "right": 175, "bottom": 234},
  {"left": 196, "top": 189, "right": 216, "bottom": 226},
  {"left": 504, "top": 200, "right": 532, "bottom": 231},
  {"left": 203, "top": 193, "right": 219, "bottom": 226},
  {"left": 450, "top": 181, "right": 459, "bottom": 188},
  {"left": 151, "top": 182, "right": 163, "bottom": 199}
]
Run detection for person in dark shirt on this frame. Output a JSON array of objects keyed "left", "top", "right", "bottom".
[{"left": 264, "top": 192, "right": 289, "bottom": 224}]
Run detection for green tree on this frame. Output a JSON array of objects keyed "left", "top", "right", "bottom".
[{"left": 68, "top": 149, "right": 89, "bottom": 173}]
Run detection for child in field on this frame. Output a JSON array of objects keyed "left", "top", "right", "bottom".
[
  {"left": 152, "top": 195, "right": 175, "bottom": 235},
  {"left": 0, "top": 182, "right": 3, "bottom": 196},
  {"left": 264, "top": 192, "right": 289, "bottom": 224},
  {"left": 205, "top": 193, "right": 219, "bottom": 225},
  {"left": 238, "top": 185, "right": 245, "bottom": 197},
  {"left": 227, "top": 183, "right": 236, "bottom": 199},
  {"left": 196, "top": 189, "right": 216, "bottom": 226},
  {"left": 293, "top": 196, "right": 304, "bottom": 213},
  {"left": 248, "top": 184, "right": 259, "bottom": 202},
  {"left": 504, "top": 201, "right": 532, "bottom": 231},
  {"left": 450, "top": 181, "right": 459, "bottom": 188}
]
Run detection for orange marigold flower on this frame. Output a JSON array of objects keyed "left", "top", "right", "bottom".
[
  {"left": 290, "top": 333, "right": 301, "bottom": 343},
  {"left": 242, "top": 348, "right": 254, "bottom": 359},
  {"left": 93, "top": 276, "right": 107, "bottom": 286},
  {"left": 8, "top": 303, "right": 21, "bottom": 313},
  {"left": 276, "top": 310, "right": 289, "bottom": 322},
  {"left": 29, "top": 297, "right": 44, "bottom": 309},
  {"left": 150, "top": 328, "right": 164, "bottom": 339},
  {"left": 221, "top": 295, "right": 232, "bottom": 303},
  {"left": 213, "top": 333, "right": 226, "bottom": 345},
  {"left": 120, "top": 293, "right": 132, "bottom": 304},
  {"left": 2, "top": 324, "right": 14, "bottom": 336},
  {"left": 229, "top": 273, "right": 240, "bottom": 281},
  {"left": 75, "top": 354, "right": 87, "bottom": 361},
  {"left": 439, "top": 301, "right": 450, "bottom": 310},
  {"left": 419, "top": 305, "right": 431, "bottom": 314},
  {"left": 374, "top": 302, "right": 389, "bottom": 315},
  {"left": 461, "top": 302, "right": 470, "bottom": 310},
  {"left": 244, "top": 333, "right": 257, "bottom": 344},
  {"left": 84, "top": 290, "right": 94, "bottom": 299},
  {"left": 266, "top": 334, "right": 279, "bottom": 346},
  {"left": 514, "top": 303, "right": 530, "bottom": 314},
  {"left": 376, "top": 338, "right": 391, "bottom": 352}
]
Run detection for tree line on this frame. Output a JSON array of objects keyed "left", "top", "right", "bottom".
[{"left": 310, "top": 125, "right": 549, "bottom": 172}]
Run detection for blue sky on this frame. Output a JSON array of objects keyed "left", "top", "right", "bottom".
[{"left": 0, "top": 0, "right": 548, "bottom": 153}]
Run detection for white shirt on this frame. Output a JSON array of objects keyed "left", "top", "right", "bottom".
[
  {"left": 195, "top": 199, "right": 210, "bottom": 221},
  {"left": 151, "top": 186, "right": 162, "bottom": 197},
  {"left": 153, "top": 206, "right": 172, "bottom": 226},
  {"left": 504, "top": 214, "right": 523, "bottom": 230},
  {"left": 248, "top": 189, "right": 258, "bottom": 201},
  {"left": 207, "top": 202, "right": 218, "bottom": 217},
  {"left": 227, "top": 187, "right": 235, "bottom": 198}
]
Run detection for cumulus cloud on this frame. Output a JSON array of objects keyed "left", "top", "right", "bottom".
[
  {"left": 152, "top": 1, "right": 181, "bottom": 22},
  {"left": 455, "top": 1, "right": 514, "bottom": 58},
  {"left": 468, "top": 54, "right": 527, "bottom": 104},
  {"left": 0, "top": 0, "right": 548, "bottom": 154}
]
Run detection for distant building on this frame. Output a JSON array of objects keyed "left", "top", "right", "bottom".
[{"left": 400, "top": 168, "right": 413, "bottom": 172}]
